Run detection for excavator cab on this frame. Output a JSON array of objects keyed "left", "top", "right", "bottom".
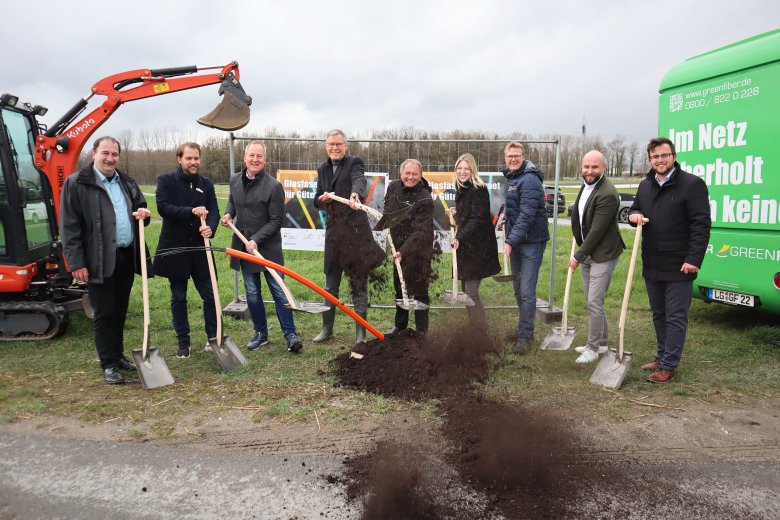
[{"left": 0, "top": 101, "right": 73, "bottom": 339}]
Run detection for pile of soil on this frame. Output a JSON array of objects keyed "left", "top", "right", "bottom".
[
  {"left": 332, "top": 328, "right": 498, "bottom": 400},
  {"left": 331, "top": 325, "right": 594, "bottom": 518}
]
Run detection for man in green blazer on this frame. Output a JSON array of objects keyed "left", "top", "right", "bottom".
[{"left": 569, "top": 150, "right": 625, "bottom": 364}]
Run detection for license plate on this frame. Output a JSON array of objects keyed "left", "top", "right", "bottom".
[{"left": 708, "top": 288, "right": 754, "bottom": 307}]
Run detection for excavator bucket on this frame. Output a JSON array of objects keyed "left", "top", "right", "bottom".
[{"left": 197, "top": 72, "right": 252, "bottom": 131}]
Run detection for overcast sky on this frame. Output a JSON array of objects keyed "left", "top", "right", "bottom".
[{"left": 3, "top": 1, "right": 778, "bottom": 146}]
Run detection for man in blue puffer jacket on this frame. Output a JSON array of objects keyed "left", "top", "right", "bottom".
[{"left": 502, "top": 142, "right": 550, "bottom": 354}]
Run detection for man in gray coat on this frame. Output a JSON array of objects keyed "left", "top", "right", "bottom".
[
  {"left": 221, "top": 141, "right": 303, "bottom": 353},
  {"left": 569, "top": 150, "right": 625, "bottom": 364}
]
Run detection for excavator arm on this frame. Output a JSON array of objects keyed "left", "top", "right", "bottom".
[
  {"left": 0, "top": 61, "right": 250, "bottom": 340},
  {"left": 34, "top": 61, "right": 251, "bottom": 219}
]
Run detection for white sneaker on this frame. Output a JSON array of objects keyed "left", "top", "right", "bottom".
[
  {"left": 575, "top": 349, "right": 600, "bottom": 364},
  {"left": 205, "top": 338, "right": 216, "bottom": 352},
  {"left": 575, "top": 345, "right": 608, "bottom": 354}
]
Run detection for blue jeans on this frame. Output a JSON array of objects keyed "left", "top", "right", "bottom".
[
  {"left": 240, "top": 261, "right": 297, "bottom": 338},
  {"left": 644, "top": 279, "right": 693, "bottom": 371},
  {"left": 169, "top": 275, "right": 217, "bottom": 343},
  {"left": 509, "top": 242, "right": 546, "bottom": 341}
]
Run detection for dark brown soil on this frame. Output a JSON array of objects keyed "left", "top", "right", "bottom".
[
  {"left": 331, "top": 325, "right": 592, "bottom": 518},
  {"left": 330, "top": 325, "right": 762, "bottom": 519}
]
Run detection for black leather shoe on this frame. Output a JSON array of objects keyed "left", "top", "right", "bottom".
[
  {"left": 103, "top": 367, "right": 125, "bottom": 384},
  {"left": 247, "top": 332, "right": 269, "bottom": 351},
  {"left": 286, "top": 333, "right": 303, "bottom": 353},
  {"left": 118, "top": 357, "right": 136, "bottom": 371}
]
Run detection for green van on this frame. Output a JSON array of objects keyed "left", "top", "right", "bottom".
[{"left": 659, "top": 29, "right": 780, "bottom": 314}]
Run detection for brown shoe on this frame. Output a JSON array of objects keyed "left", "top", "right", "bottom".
[
  {"left": 640, "top": 358, "right": 660, "bottom": 371},
  {"left": 647, "top": 369, "right": 674, "bottom": 383}
]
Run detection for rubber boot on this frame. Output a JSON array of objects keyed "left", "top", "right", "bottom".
[
  {"left": 355, "top": 309, "right": 368, "bottom": 344},
  {"left": 312, "top": 307, "right": 336, "bottom": 343}
]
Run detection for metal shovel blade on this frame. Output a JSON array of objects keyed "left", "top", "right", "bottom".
[
  {"left": 81, "top": 294, "right": 94, "bottom": 319},
  {"left": 492, "top": 274, "right": 513, "bottom": 282},
  {"left": 539, "top": 326, "right": 576, "bottom": 351},
  {"left": 209, "top": 334, "right": 247, "bottom": 373},
  {"left": 374, "top": 203, "right": 413, "bottom": 231},
  {"left": 131, "top": 347, "right": 175, "bottom": 389},
  {"left": 197, "top": 90, "right": 251, "bottom": 131},
  {"left": 589, "top": 348, "right": 633, "bottom": 389},
  {"left": 395, "top": 298, "right": 430, "bottom": 311},
  {"left": 443, "top": 290, "right": 475, "bottom": 306},
  {"left": 284, "top": 301, "right": 331, "bottom": 314}
]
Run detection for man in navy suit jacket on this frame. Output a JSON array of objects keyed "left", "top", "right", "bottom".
[{"left": 153, "top": 142, "right": 220, "bottom": 359}]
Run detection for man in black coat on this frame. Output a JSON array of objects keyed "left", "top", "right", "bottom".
[
  {"left": 153, "top": 142, "right": 219, "bottom": 359},
  {"left": 60, "top": 136, "right": 151, "bottom": 384},
  {"left": 383, "top": 159, "right": 434, "bottom": 336},
  {"left": 629, "top": 137, "right": 711, "bottom": 384},
  {"left": 312, "top": 129, "right": 384, "bottom": 344},
  {"left": 221, "top": 141, "right": 303, "bottom": 353}
]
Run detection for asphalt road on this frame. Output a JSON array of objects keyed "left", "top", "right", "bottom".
[
  {"left": 0, "top": 431, "right": 355, "bottom": 520},
  {"left": 2, "top": 429, "right": 779, "bottom": 519}
]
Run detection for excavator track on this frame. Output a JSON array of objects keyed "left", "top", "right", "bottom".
[{"left": 0, "top": 301, "right": 67, "bottom": 341}]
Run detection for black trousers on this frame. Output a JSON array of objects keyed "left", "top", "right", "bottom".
[
  {"left": 644, "top": 278, "right": 693, "bottom": 371},
  {"left": 393, "top": 265, "right": 430, "bottom": 333},
  {"left": 88, "top": 247, "right": 135, "bottom": 370}
]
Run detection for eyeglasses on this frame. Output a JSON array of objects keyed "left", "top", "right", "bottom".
[
  {"left": 505, "top": 154, "right": 523, "bottom": 160},
  {"left": 326, "top": 142, "right": 345, "bottom": 149},
  {"left": 649, "top": 152, "right": 674, "bottom": 161}
]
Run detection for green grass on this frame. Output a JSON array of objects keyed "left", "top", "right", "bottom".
[{"left": 0, "top": 188, "right": 778, "bottom": 435}]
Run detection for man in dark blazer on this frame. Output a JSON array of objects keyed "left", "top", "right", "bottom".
[
  {"left": 629, "top": 137, "right": 711, "bottom": 384},
  {"left": 221, "top": 141, "right": 303, "bottom": 353},
  {"left": 153, "top": 142, "right": 219, "bottom": 359},
  {"left": 569, "top": 150, "right": 625, "bottom": 364},
  {"left": 312, "top": 129, "right": 384, "bottom": 344}
]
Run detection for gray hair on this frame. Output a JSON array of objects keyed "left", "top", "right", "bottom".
[
  {"left": 399, "top": 158, "right": 422, "bottom": 173},
  {"left": 326, "top": 129, "right": 347, "bottom": 143}
]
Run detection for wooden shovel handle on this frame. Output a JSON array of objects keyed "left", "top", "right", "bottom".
[
  {"left": 561, "top": 237, "right": 577, "bottom": 331},
  {"left": 201, "top": 217, "right": 222, "bottom": 346},
  {"left": 137, "top": 216, "right": 150, "bottom": 359},
  {"left": 501, "top": 227, "right": 510, "bottom": 276},
  {"left": 227, "top": 221, "right": 299, "bottom": 309},
  {"left": 618, "top": 223, "right": 644, "bottom": 359},
  {"left": 386, "top": 233, "right": 409, "bottom": 306},
  {"left": 325, "top": 192, "right": 383, "bottom": 219},
  {"left": 447, "top": 210, "right": 458, "bottom": 294}
]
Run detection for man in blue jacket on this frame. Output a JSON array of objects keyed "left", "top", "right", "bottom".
[
  {"left": 629, "top": 137, "right": 710, "bottom": 384},
  {"left": 153, "top": 142, "right": 219, "bottom": 359},
  {"left": 502, "top": 142, "right": 550, "bottom": 354}
]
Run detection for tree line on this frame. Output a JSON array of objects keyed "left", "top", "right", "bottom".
[{"left": 78, "top": 127, "right": 649, "bottom": 185}]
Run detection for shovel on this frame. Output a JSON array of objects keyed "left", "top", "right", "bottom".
[
  {"left": 540, "top": 237, "right": 577, "bottom": 350},
  {"left": 202, "top": 217, "right": 247, "bottom": 372},
  {"left": 443, "top": 210, "right": 474, "bottom": 306},
  {"left": 492, "top": 206, "right": 513, "bottom": 282},
  {"left": 386, "top": 233, "right": 429, "bottom": 311},
  {"left": 493, "top": 227, "right": 514, "bottom": 283},
  {"left": 326, "top": 192, "right": 413, "bottom": 230},
  {"left": 228, "top": 222, "right": 330, "bottom": 314},
  {"left": 590, "top": 222, "right": 644, "bottom": 389},
  {"left": 131, "top": 216, "right": 175, "bottom": 389}
]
